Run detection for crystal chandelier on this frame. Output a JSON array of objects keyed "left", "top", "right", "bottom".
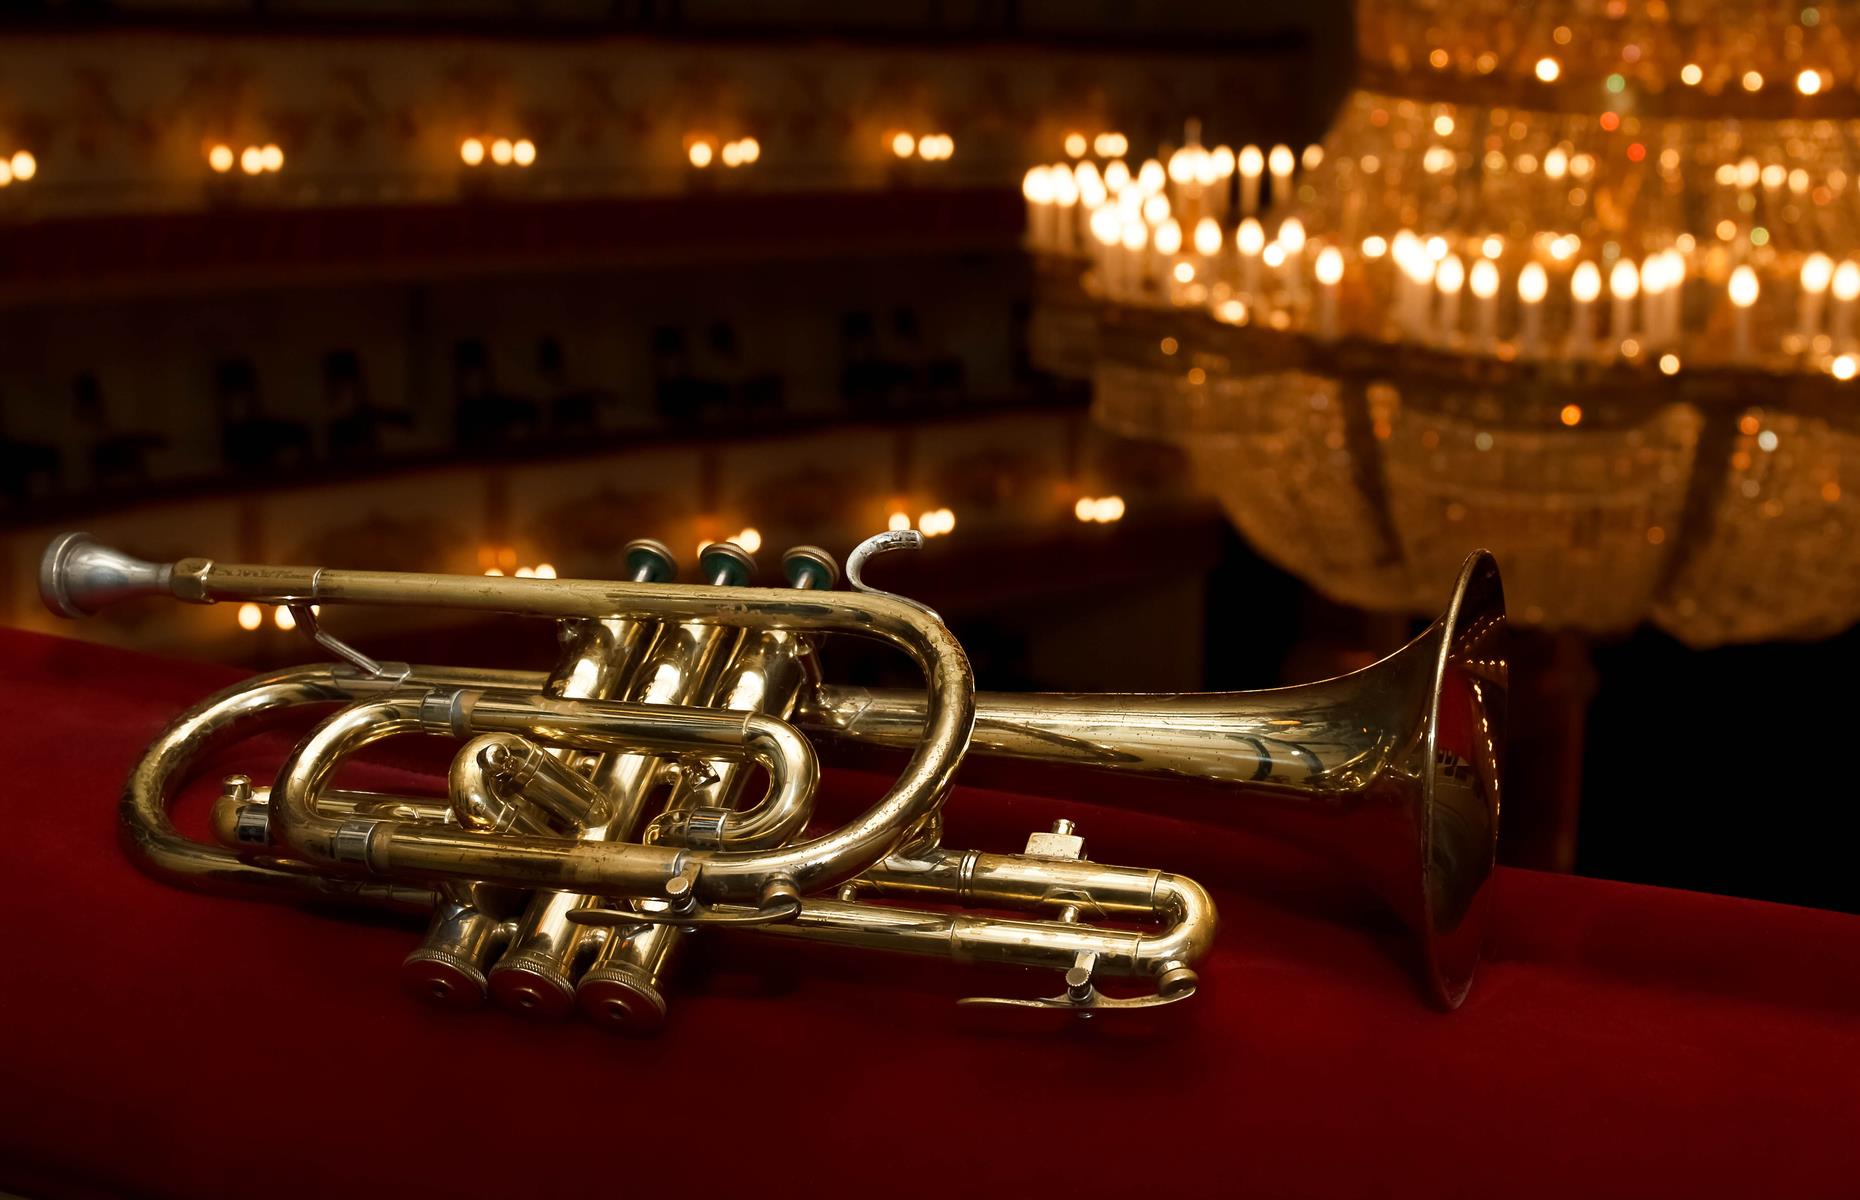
[{"left": 1027, "top": 0, "right": 1860, "bottom": 645}]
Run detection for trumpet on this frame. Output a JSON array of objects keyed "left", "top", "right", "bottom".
[{"left": 39, "top": 527, "right": 1505, "bottom": 1028}]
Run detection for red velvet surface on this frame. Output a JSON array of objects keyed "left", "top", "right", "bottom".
[{"left": 2, "top": 628, "right": 1857, "bottom": 1199}]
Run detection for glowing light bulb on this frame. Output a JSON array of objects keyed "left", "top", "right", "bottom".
[
  {"left": 1064, "top": 132, "right": 1088, "bottom": 158},
  {"left": 1051, "top": 166, "right": 1078, "bottom": 207},
  {"left": 734, "top": 527, "right": 763, "bottom": 554},
  {"left": 1362, "top": 234, "right": 1388, "bottom": 258},
  {"left": 208, "top": 143, "right": 234, "bottom": 173},
  {"left": 1572, "top": 262, "right": 1602, "bottom": 303},
  {"left": 1238, "top": 144, "right": 1263, "bottom": 177},
  {"left": 1074, "top": 497, "right": 1096, "bottom": 522},
  {"left": 1560, "top": 404, "right": 1583, "bottom": 427},
  {"left": 1023, "top": 165, "right": 1053, "bottom": 204},
  {"left": 891, "top": 131, "right": 916, "bottom": 158},
  {"left": 236, "top": 603, "right": 263, "bottom": 632},
  {"left": 1469, "top": 257, "right": 1499, "bottom": 299},
  {"left": 1267, "top": 144, "right": 1294, "bottom": 177},
  {"left": 1136, "top": 159, "right": 1165, "bottom": 195},
  {"left": 887, "top": 510, "right": 911, "bottom": 532},
  {"left": 1098, "top": 495, "right": 1125, "bottom": 522},
  {"left": 1481, "top": 234, "right": 1504, "bottom": 259},
  {"left": 689, "top": 140, "right": 714, "bottom": 168},
  {"left": 1262, "top": 242, "right": 1287, "bottom": 270},
  {"left": 1545, "top": 148, "right": 1568, "bottom": 179},
  {"left": 1803, "top": 252, "right": 1835, "bottom": 293},
  {"left": 1834, "top": 355, "right": 1857, "bottom": 381},
  {"left": 737, "top": 137, "right": 759, "bottom": 164},
  {"left": 1660, "top": 353, "right": 1682, "bottom": 375},
  {"left": 1089, "top": 206, "right": 1119, "bottom": 247},
  {"left": 9, "top": 149, "right": 34, "bottom": 181},
  {"left": 1197, "top": 217, "right": 1227, "bottom": 260},
  {"left": 1681, "top": 63, "right": 1703, "bottom": 86},
  {"left": 1094, "top": 132, "right": 1128, "bottom": 158},
  {"left": 1279, "top": 217, "right": 1307, "bottom": 254},
  {"left": 1237, "top": 218, "right": 1265, "bottom": 256},
  {"left": 1437, "top": 254, "right": 1465, "bottom": 293},
  {"left": 1798, "top": 69, "right": 1824, "bottom": 95},
  {"left": 1519, "top": 262, "right": 1548, "bottom": 303},
  {"left": 1172, "top": 261, "right": 1195, "bottom": 283},
  {"left": 1167, "top": 147, "right": 1193, "bottom": 184},
  {"left": 259, "top": 144, "right": 282, "bottom": 172},
  {"left": 1743, "top": 70, "right": 1764, "bottom": 92},
  {"left": 513, "top": 138, "right": 536, "bottom": 167},
  {"left": 1104, "top": 160, "right": 1130, "bottom": 192},
  {"left": 535, "top": 563, "right": 556, "bottom": 578},
  {"left": 1610, "top": 259, "right": 1640, "bottom": 301},
  {"left": 1535, "top": 56, "right": 1562, "bottom": 83},
  {"left": 1315, "top": 246, "right": 1344, "bottom": 286},
  {"left": 1433, "top": 114, "right": 1455, "bottom": 136},
  {"left": 1836, "top": 261, "right": 1860, "bottom": 302},
  {"left": 1153, "top": 218, "right": 1183, "bottom": 256},
  {"left": 721, "top": 140, "right": 743, "bottom": 167},
  {"left": 460, "top": 138, "right": 485, "bottom": 166},
  {"left": 1729, "top": 264, "right": 1760, "bottom": 307},
  {"left": 240, "top": 146, "right": 263, "bottom": 175},
  {"left": 1211, "top": 145, "right": 1235, "bottom": 177},
  {"left": 491, "top": 138, "right": 514, "bottom": 165}
]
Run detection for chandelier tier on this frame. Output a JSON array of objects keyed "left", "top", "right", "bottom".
[{"left": 1027, "top": 0, "right": 1860, "bottom": 645}]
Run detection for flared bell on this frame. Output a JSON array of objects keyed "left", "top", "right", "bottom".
[{"left": 802, "top": 551, "right": 1508, "bottom": 1008}]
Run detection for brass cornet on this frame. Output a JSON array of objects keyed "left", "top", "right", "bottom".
[{"left": 39, "top": 528, "right": 1505, "bottom": 1029}]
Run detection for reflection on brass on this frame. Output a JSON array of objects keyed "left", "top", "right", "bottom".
[{"left": 40, "top": 527, "right": 1504, "bottom": 1028}]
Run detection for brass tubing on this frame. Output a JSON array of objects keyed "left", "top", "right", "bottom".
[
  {"left": 119, "top": 662, "right": 537, "bottom": 905},
  {"left": 746, "top": 867, "right": 1214, "bottom": 980},
  {"left": 448, "top": 735, "right": 597, "bottom": 833},
  {"left": 127, "top": 555, "right": 974, "bottom": 902},
  {"left": 578, "top": 559, "right": 831, "bottom": 1031},
  {"left": 265, "top": 690, "right": 821, "bottom": 900}
]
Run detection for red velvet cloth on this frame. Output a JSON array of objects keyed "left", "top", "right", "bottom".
[{"left": 1, "top": 628, "right": 1856, "bottom": 1199}]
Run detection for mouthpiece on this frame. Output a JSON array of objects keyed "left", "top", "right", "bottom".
[{"left": 39, "top": 532, "right": 175, "bottom": 618}]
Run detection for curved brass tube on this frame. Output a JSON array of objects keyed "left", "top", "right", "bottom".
[
  {"left": 85, "top": 549, "right": 974, "bottom": 903},
  {"left": 267, "top": 688, "right": 823, "bottom": 904}
]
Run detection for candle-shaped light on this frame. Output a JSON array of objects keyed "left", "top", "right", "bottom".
[
  {"left": 1663, "top": 248, "right": 1687, "bottom": 344},
  {"left": 1470, "top": 256, "right": 1500, "bottom": 347},
  {"left": 1314, "top": 245, "right": 1344, "bottom": 339},
  {"left": 1194, "top": 215, "right": 1223, "bottom": 279},
  {"left": 1121, "top": 217, "right": 1150, "bottom": 301},
  {"left": 1076, "top": 161, "right": 1107, "bottom": 211},
  {"left": 1403, "top": 247, "right": 1437, "bottom": 341},
  {"left": 1729, "top": 264, "right": 1760, "bottom": 361},
  {"left": 1570, "top": 261, "right": 1602, "bottom": 355},
  {"left": 1436, "top": 254, "right": 1466, "bottom": 344},
  {"left": 1639, "top": 254, "right": 1668, "bottom": 348},
  {"left": 1800, "top": 251, "right": 1834, "bottom": 344},
  {"left": 1022, "top": 166, "right": 1054, "bottom": 250},
  {"left": 1089, "top": 206, "right": 1121, "bottom": 293},
  {"left": 1834, "top": 260, "right": 1860, "bottom": 350},
  {"left": 1279, "top": 216, "right": 1307, "bottom": 302},
  {"left": 1166, "top": 146, "right": 1195, "bottom": 220},
  {"left": 1051, "top": 163, "right": 1079, "bottom": 254},
  {"left": 1268, "top": 143, "right": 1295, "bottom": 206},
  {"left": 1518, "top": 261, "right": 1548, "bottom": 356},
  {"left": 1726, "top": 260, "right": 1755, "bottom": 357},
  {"left": 1153, "top": 217, "right": 1183, "bottom": 300},
  {"left": 1237, "top": 217, "right": 1265, "bottom": 297},
  {"left": 1609, "top": 258, "right": 1640, "bottom": 348},
  {"left": 1238, "top": 144, "right": 1263, "bottom": 216},
  {"left": 1209, "top": 145, "right": 1235, "bottom": 220},
  {"left": 1137, "top": 158, "right": 1166, "bottom": 196},
  {"left": 1104, "top": 159, "right": 1131, "bottom": 193}
]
